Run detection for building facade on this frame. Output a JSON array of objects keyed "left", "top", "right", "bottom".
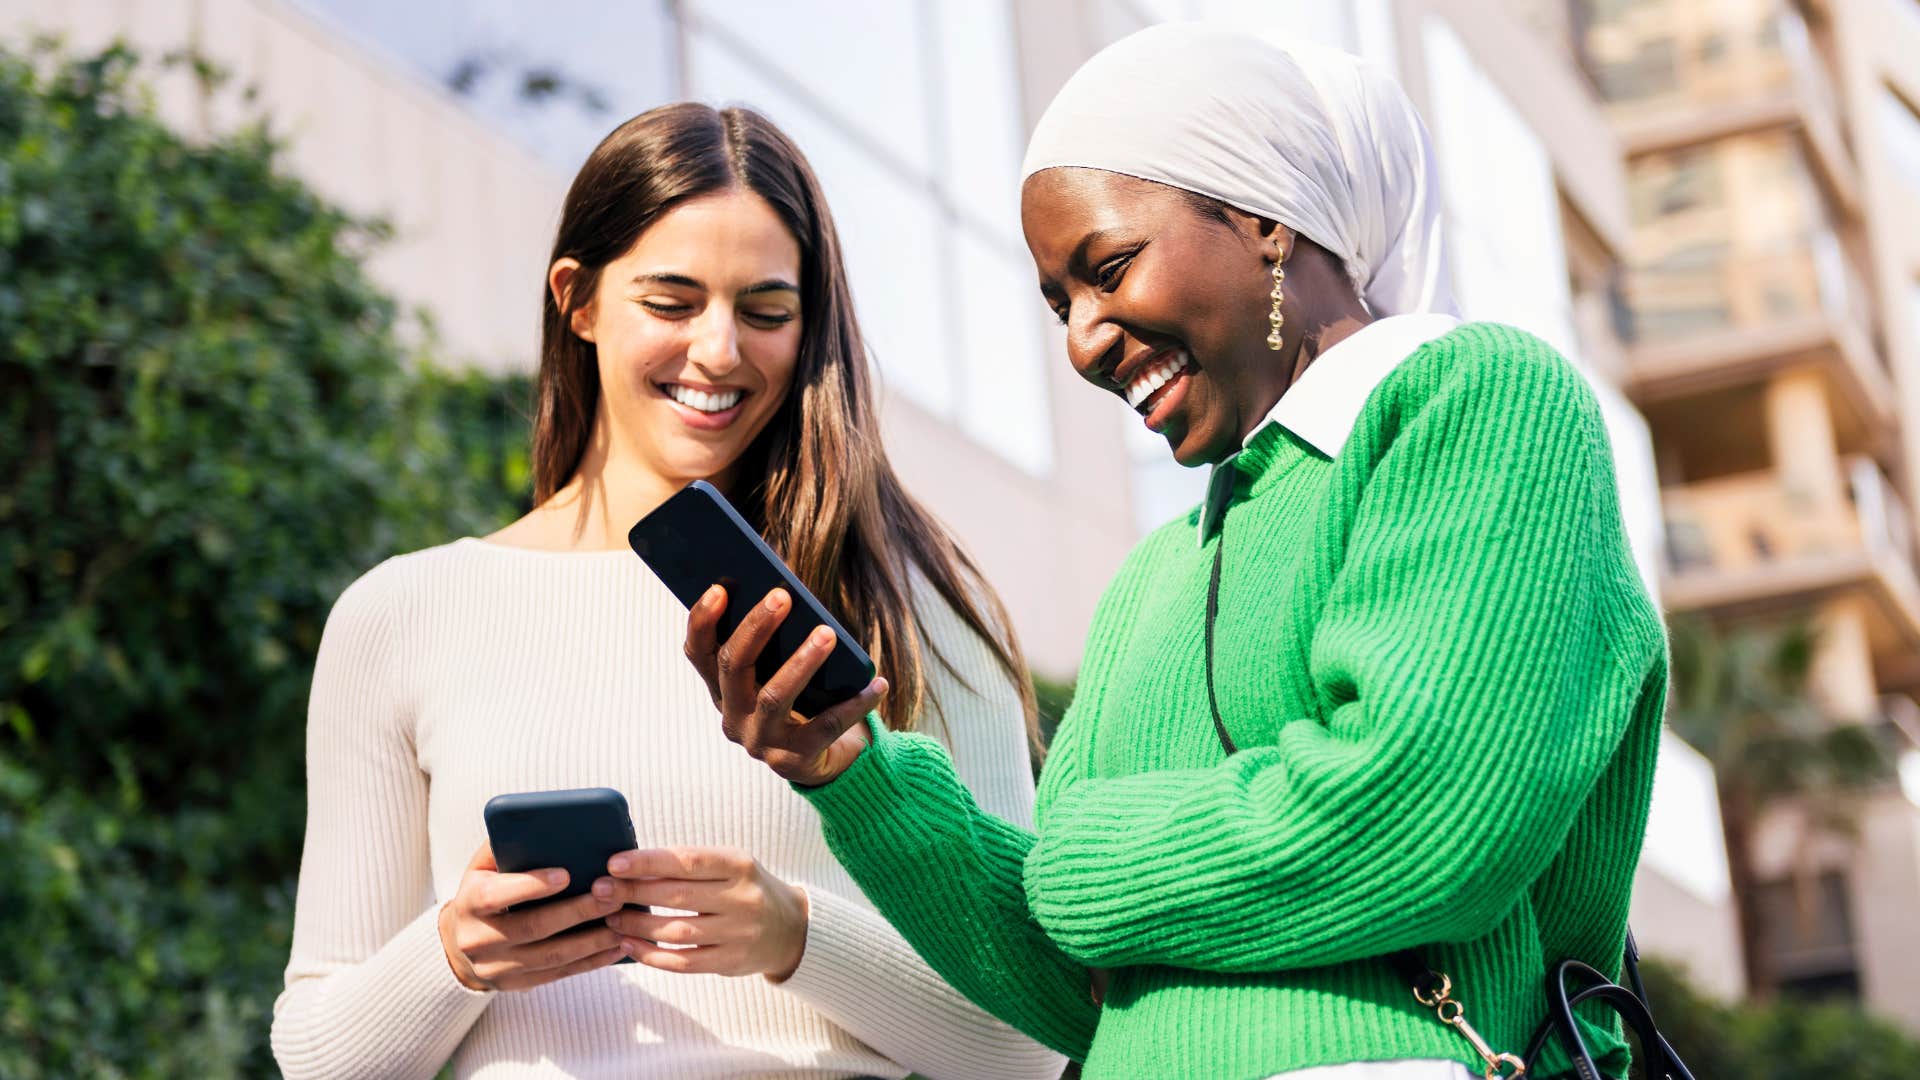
[{"left": 1570, "top": 0, "right": 1920, "bottom": 1027}]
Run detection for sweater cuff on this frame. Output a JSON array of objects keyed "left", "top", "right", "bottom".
[
  {"left": 411, "top": 903, "right": 497, "bottom": 1003},
  {"left": 793, "top": 714, "right": 919, "bottom": 834},
  {"left": 775, "top": 886, "right": 880, "bottom": 1006}
]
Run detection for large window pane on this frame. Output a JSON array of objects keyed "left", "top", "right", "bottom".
[
  {"left": 685, "top": 33, "right": 953, "bottom": 412},
  {"left": 684, "top": 0, "right": 933, "bottom": 174},
  {"left": 930, "top": 0, "right": 1024, "bottom": 241},
  {"left": 1423, "top": 16, "right": 1578, "bottom": 358},
  {"left": 952, "top": 233, "right": 1053, "bottom": 474}
]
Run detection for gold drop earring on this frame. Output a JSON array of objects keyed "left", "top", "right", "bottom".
[{"left": 1266, "top": 258, "right": 1286, "bottom": 350}]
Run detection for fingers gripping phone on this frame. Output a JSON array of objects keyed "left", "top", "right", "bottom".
[
  {"left": 627, "top": 480, "right": 876, "bottom": 717},
  {"left": 483, "top": 787, "right": 643, "bottom": 963}
]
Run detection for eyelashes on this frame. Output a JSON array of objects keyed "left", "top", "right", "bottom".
[
  {"left": 1095, "top": 251, "right": 1136, "bottom": 290},
  {"left": 1051, "top": 248, "right": 1140, "bottom": 326},
  {"left": 639, "top": 300, "right": 794, "bottom": 327}
]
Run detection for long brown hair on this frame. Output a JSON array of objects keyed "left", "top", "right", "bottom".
[{"left": 532, "top": 103, "right": 1037, "bottom": 741}]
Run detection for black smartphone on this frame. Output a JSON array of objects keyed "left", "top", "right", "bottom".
[
  {"left": 483, "top": 787, "right": 643, "bottom": 962},
  {"left": 627, "top": 480, "right": 876, "bottom": 717}
]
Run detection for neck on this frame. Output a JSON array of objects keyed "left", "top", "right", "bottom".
[
  {"left": 1286, "top": 306, "right": 1372, "bottom": 387},
  {"left": 1240, "top": 279, "right": 1373, "bottom": 444},
  {"left": 534, "top": 414, "right": 740, "bottom": 552}
]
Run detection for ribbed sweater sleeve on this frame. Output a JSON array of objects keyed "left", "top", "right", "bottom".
[
  {"left": 794, "top": 574, "right": 1144, "bottom": 1062},
  {"left": 270, "top": 560, "right": 492, "bottom": 1079},
  {"left": 774, "top": 579, "right": 1066, "bottom": 1079},
  {"left": 1022, "top": 345, "right": 1665, "bottom": 972}
]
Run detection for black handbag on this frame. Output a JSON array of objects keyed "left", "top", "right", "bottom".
[{"left": 1201, "top": 529, "right": 1697, "bottom": 1080}]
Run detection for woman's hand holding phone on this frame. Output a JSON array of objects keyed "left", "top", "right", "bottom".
[
  {"left": 597, "top": 847, "right": 811, "bottom": 981},
  {"left": 437, "top": 841, "right": 633, "bottom": 992},
  {"left": 685, "top": 584, "right": 887, "bottom": 787}
]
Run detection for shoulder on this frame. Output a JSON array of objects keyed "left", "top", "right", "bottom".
[
  {"left": 1354, "top": 321, "right": 1609, "bottom": 470},
  {"left": 1386, "top": 321, "right": 1601, "bottom": 425},
  {"left": 319, "top": 540, "right": 472, "bottom": 648}
]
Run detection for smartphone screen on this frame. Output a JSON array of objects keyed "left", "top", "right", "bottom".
[{"left": 627, "top": 481, "right": 875, "bottom": 717}]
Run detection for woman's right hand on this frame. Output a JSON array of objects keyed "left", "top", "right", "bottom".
[
  {"left": 437, "top": 841, "right": 633, "bottom": 992},
  {"left": 683, "top": 585, "right": 888, "bottom": 788}
]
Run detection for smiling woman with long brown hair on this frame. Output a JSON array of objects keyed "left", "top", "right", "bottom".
[{"left": 269, "top": 103, "right": 1061, "bottom": 1080}]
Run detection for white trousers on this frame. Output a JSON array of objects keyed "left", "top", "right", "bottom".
[{"left": 1265, "top": 1062, "right": 1475, "bottom": 1080}]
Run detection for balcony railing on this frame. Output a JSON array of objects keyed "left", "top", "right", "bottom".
[
  {"left": 1622, "top": 129, "right": 1868, "bottom": 352},
  {"left": 1581, "top": 0, "right": 1796, "bottom": 120},
  {"left": 1663, "top": 456, "right": 1913, "bottom": 576}
]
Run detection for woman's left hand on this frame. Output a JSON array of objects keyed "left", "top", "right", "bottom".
[{"left": 595, "top": 846, "right": 810, "bottom": 981}]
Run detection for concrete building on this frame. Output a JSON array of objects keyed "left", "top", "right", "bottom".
[
  {"left": 1568, "top": 0, "right": 1920, "bottom": 1027},
  {"left": 5, "top": 0, "right": 1748, "bottom": 1010}
]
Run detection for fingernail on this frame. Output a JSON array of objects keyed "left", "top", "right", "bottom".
[
  {"left": 609, "top": 855, "right": 630, "bottom": 874},
  {"left": 545, "top": 869, "right": 567, "bottom": 887},
  {"left": 872, "top": 677, "right": 889, "bottom": 695},
  {"left": 703, "top": 585, "right": 723, "bottom": 607},
  {"left": 592, "top": 878, "right": 612, "bottom": 898},
  {"left": 765, "top": 590, "right": 786, "bottom": 611},
  {"left": 621, "top": 938, "right": 640, "bottom": 956},
  {"left": 810, "top": 626, "right": 833, "bottom": 647}
]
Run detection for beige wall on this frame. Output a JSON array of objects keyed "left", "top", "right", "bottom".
[
  {"left": 1629, "top": 862, "right": 1745, "bottom": 998},
  {"left": 1854, "top": 793, "right": 1920, "bottom": 1030},
  {"left": 1837, "top": 0, "right": 1920, "bottom": 515}
]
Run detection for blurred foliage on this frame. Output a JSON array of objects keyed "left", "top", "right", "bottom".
[
  {"left": 1627, "top": 957, "right": 1920, "bottom": 1079},
  {"left": 1666, "top": 615, "right": 1901, "bottom": 997},
  {"left": 0, "top": 42, "right": 530, "bottom": 1076},
  {"left": 1031, "top": 672, "right": 1075, "bottom": 777}
]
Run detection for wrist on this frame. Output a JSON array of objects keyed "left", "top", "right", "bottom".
[
  {"left": 437, "top": 902, "right": 491, "bottom": 993},
  {"left": 764, "top": 884, "right": 810, "bottom": 984}
]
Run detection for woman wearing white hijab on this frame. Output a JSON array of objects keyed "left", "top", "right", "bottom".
[{"left": 674, "top": 24, "right": 1665, "bottom": 1080}]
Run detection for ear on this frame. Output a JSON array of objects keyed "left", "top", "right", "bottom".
[
  {"left": 1258, "top": 220, "right": 1296, "bottom": 265},
  {"left": 549, "top": 257, "right": 597, "bottom": 343}
]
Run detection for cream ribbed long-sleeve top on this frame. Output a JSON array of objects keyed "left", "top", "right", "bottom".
[{"left": 270, "top": 538, "right": 1063, "bottom": 1080}]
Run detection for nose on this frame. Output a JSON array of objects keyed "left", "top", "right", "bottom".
[
  {"left": 687, "top": 305, "right": 742, "bottom": 376},
  {"left": 1065, "top": 303, "right": 1123, "bottom": 388}
]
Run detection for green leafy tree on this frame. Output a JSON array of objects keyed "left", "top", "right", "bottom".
[
  {"left": 1666, "top": 616, "right": 1898, "bottom": 999},
  {"left": 0, "top": 42, "right": 530, "bottom": 1076}
]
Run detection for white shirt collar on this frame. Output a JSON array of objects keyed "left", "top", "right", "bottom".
[{"left": 1198, "top": 313, "right": 1461, "bottom": 544}]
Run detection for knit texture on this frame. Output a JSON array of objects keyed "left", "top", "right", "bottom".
[
  {"left": 801, "top": 323, "right": 1667, "bottom": 1080},
  {"left": 269, "top": 540, "right": 1063, "bottom": 1080}
]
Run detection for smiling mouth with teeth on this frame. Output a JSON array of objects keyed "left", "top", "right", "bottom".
[
  {"left": 1124, "top": 351, "right": 1191, "bottom": 412},
  {"left": 658, "top": 382, "right": 746, "bottom": 414}
]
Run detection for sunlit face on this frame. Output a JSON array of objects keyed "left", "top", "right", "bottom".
[
  {"left": 552, "top": 188, "right": 804, "bottom": 492},
  {"left": 1023, "top": 168, "right": 1288, "bottom": 467}
]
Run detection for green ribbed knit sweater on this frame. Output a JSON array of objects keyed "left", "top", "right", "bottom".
[{"left": 801, "top": 323, "right": 1668, "bottom": 1079}]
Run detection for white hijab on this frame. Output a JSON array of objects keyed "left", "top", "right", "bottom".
[{"left": 1021, "top": 23, "right": 1458, "bottom": 319}]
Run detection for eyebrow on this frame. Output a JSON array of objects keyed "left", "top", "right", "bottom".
[
  {"left": 1037, "top": 227, "right": 1126, "bottom": 304},
  {"left": 1070, "top": 228, "right": 1125, "bottom": 272},
  {"left": 633, "top": 272, "right": 799, "bottom": 296}
]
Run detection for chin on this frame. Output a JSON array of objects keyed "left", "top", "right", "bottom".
[{"left": 1166, "top": 426, "right": 1230, "bottom": 469}]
